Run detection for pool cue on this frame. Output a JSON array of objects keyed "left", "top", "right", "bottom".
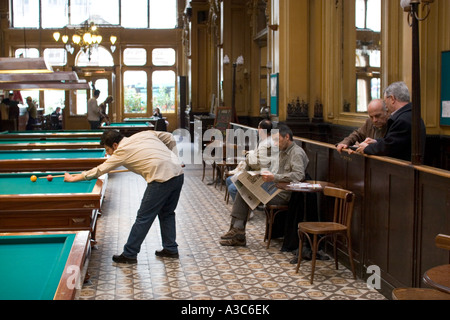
[{"left": 37, "top": 169, "right": 130, "bottom": 179}]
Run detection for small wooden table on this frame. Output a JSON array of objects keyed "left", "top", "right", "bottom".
[
  {"left": 277, "top": 180, "right": 338, "bottom": 221},
  {"left": 423, "top": 264, "right": 450, "bottom": 294},
  {"left": 274, "top": 181, "right": 338, "bottom": 251}
]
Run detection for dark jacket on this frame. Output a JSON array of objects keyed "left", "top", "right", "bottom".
[{"left": 364, "top": 103, "right": 426, "bottom": 162}]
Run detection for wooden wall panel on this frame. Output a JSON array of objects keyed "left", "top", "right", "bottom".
[
  {"left": 366, "top": 159, "right": 415, "bottom": 288},
  {"left": 418, "top": 171, "right": 450, "bottom": 282}
]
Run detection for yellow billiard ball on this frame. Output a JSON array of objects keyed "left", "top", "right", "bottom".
[{"left": 30, "top": 175, "right": 37, "bottom": 182}]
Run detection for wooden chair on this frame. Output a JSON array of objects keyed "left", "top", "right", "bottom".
[
  {"left": 392, "top": 288, "right": 450, "bottom": 300},
  {"left": 295, "top": 186, "right": 356, "bottom": 284},
  {"left": 224, "top": 170, "right": 234, "bottom": 203},
  {"left": 264, "top": 204, "right": 289, "bottom": 249},
  {"left": 392, "top": 234, "right": 450, "bottom": 300}
]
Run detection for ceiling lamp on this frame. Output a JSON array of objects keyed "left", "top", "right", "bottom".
[{"left": 53, "top": 20, "right": 117, "bottom": 61}]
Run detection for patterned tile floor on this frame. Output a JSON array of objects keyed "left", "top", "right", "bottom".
[{"left": 79, "top": 164, "right": 387, "bottom": 301}]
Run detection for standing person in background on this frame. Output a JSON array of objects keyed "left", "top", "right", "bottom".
[
  {"left": 87, "top": 89, "right": 101, "bottom": 129},
  {"left": 99, "top": 95, "right": 113, "bottom": 125},
  {"left": 25, "top": 96, "right": 37, "bottom": 130},
  {"left": 153, "top": 107, "right": 163, "bottom": 119},
  {"left": 0, "top": 98, "right": 9, "bottom": 122}
]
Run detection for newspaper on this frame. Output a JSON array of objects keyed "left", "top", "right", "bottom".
[{"left": 231, "top": 171, "right": 282, "bottom": 210}]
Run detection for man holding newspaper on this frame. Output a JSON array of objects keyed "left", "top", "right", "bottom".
[{"left": 220, "top": 124, "right": 309, "bottom": 247}]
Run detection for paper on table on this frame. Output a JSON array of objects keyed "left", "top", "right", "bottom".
[{"left": 288, "top": 182, "right": 322, "bottom": 189}]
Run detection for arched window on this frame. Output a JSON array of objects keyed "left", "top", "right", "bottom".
[{"left": 75, "top": 46, "right": 114, "bottom": 67}]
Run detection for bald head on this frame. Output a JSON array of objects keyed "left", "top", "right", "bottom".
[{"left": 368, "top": 99, "right": 388, "bottom": 129}]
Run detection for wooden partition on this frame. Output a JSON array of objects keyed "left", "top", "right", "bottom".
[{"left": 231, "top": 123, "right": 450, "bottom": 297}]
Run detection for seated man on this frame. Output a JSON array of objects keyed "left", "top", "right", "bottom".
[
  {"left": 336, "top": 99, "right": 388, "bottom": 153},
  {"left": 51, "top": 107, "right": 62, "bottom": 129},
  {"left": 220, "top": 124, "right": 309, "bottom": 247},
  {"left": 226, "top": 119, "right": 273, "bottom": 201}
]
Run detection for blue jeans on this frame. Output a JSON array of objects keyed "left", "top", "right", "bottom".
[
  {"left": 123, "top": 174, "right": 184, "bottom": 258},
  {"left": 226, "top": 176, "right": 238, "bottom": 201}
]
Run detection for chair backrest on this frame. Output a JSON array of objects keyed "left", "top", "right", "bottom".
[
  {"left": 435, "top": 234, "right": 450, "bottom": 251},
  {"left": 323, "top": 186, "right": 355, "bottom": 229}
]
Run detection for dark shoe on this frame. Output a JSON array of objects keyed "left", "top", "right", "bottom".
[
  {"left": 112, "top": 253, "right": 137, "bottom": 264},
  {"left": 219, "top": 237, "right": 246, "bottom": 246},
  {"left": 155, "top": 248, "right": 179, "bottom": 258},
  {"left": 221, "top": 227, "right": 244, "bottom": 240},
  {"left": 301, "top": 247, "right": 312, "bottom": 261},
  {"left": 316, "top": 250, "right": 330, "bottom": 261}
]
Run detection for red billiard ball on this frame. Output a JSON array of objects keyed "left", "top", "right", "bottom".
[{"left": 46, "top": 175, "right": 53, "bottom": 182}]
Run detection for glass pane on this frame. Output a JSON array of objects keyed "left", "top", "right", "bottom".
[
  {"left": 75, "top": 46, "right": 114, "bottom": 66},
  {"left": 152, "top": 71, "right": 175, "bottom": 114},
  {"left": 124, "top": 71, "right": 147, "bottom": 114},
  {"left": 370, "top": 78, "right": 381, "bottom": 101},
  {"left": 15, "top": 48, "right": 39, "bottom": 58},
  {"left": 152, "top": 48, "right": 175, "bottom": 66},
  {"left": 121, "top": 0, "right": 148, "bottom": 28},
  {"left": 42, "top": 0, "right": 69, "bottom": 28},
  {"left": 355, "top": 0, "right": 380, "bottom": 32},
  {"left": 355, "top": 0, "right": 366, "bottom": 29},
  {"left": 356, "top": 79, "right": 368, "bottom": 112},
  {"left": 366, "top": 0, "right": 381, "bottom": 32},
  {"left": 149, "top": 0, "right": 177, "bottom": 29},
  {"left": 44, "top": 91, "right": 65, "bottom": 114},
  {"left": 76, "top": 90, "right": 88, "bottom": 115},
  {"left": 368, "top": 49, "right": 380, "bottom": 68},
  {"left": 20, "top": 91, "right": 39, "bottom": 108},
  {"left": 44, "top": 48, "right": 67, "bottom": 66},
  {"left": 355, "top": 50, "right": 366, "bottom": 67},
  {"left": 124, "top": 48, "right": 147, "bottom": 66},
  {"left": 12, "top": 0, "right": 39, "bottom": 28},
  {"left": 94, "top": 79, "right": 109, "bottom": 108},
  {"left": 71, "top": 0, "right": 119, "bottom": 25}
]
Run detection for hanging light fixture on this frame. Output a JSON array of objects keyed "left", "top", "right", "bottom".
[{"left": 53, "top": 20, "right": 118, "bottom": 61}]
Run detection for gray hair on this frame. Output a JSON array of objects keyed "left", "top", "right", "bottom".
[{"left": 384, "top": 81, "right": 410, "bottom": 102}]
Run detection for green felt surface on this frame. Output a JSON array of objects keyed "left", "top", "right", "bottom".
[
  {"left": 0, "top": 137, "right": 100, "bottom": 144},
  {"left": 0, "top": 172, "right": 97, "bottom": 195},
  {"left": 1, "top": 130, "right": 103, "bottom": 135},
  {"left": 0, "top": 233, "right": 75, "bottom": 300},
  {"left": 0, "top": 149, "right": 106, "bottom": 160}
]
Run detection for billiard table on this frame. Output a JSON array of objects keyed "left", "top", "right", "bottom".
[
  {"left": 123, "top": 117, "right": 166, "bottom": 125},
  {"left": 0, "top": 129, "right": 104, "bottom": 139},
  {"left": 0, "top": 137, "right": 101, "bottom": 150},
  {"left": 0, "top": 172, "right": 104, "bottom": 236},
  {"left": 0, "top": 148, "right": 107, "bottom": 172},
  {"left": 100, "top": 121, "right": 154, "bottom": 137},
  {"left": 0, "top": 230, "right": 91, "bottom": 300}
]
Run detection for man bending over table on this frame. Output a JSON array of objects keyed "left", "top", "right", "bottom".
[{"left": 64, "top": 130, "right": 184, "bottom": 264}]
